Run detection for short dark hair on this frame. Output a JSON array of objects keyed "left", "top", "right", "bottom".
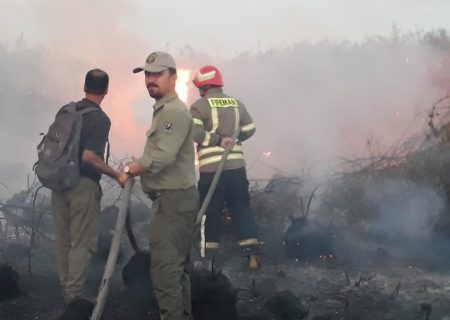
[
  {"left": 84, "top": 69, "right": 109, "bottom": 95},
  {"left": 168, "top": 68, "right": 177, "bottom": 76}
]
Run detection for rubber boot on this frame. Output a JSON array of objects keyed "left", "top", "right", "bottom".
[
  {"left": 248, "top": 254, "right": 260, "bottom": 270},
  {"left": 242, "top": 245, "right": 261, "bottom": 270},
  {"left": 193, "top": 248, "right": 217, "bottom": 272}
]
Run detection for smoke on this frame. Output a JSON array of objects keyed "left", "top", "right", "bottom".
[
  {"left": 363, "top": 179, "right": 443, "bottom": 239},
  {"left": 0, "top": 0, "right": 149, "bottom": 195},
  {"left": 217, "top": 33, "right": 450, "bottom": 179},
  {"left": 328, "top": 178, "right": 450, "bottom": 269},
  {"left": 1, "top": 2, "right": 450, "bottom": 198}
]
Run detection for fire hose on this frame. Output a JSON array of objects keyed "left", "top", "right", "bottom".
[
  {"left": 91, "top": 178, "right": 134, "bottom": 320},
  {"left": 90, "top": 129, "right": 240, "bottom": 318}
]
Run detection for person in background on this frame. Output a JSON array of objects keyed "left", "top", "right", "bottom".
[{"left": 190, "top": 65, "right": 260, "bottom": 270}]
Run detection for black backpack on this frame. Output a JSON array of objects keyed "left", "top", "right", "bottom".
[{"left": 35, "top": 102, "right": 98, "bottom": 191}]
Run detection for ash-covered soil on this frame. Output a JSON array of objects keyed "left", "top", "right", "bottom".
[
  {"left": 4, "top": 152, "right": 450, "bottom": 320},
  {"left": 2, "top": 248, "right": 450, "bottom": 320},
  {"left": 227, "top": 260, "right": 450, "bottom": 320}
]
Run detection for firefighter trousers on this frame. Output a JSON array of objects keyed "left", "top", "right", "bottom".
[{"left": 198, "top": 167, "right": 259, "bottom": 251}]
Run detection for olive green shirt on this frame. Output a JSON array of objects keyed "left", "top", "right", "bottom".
[{"left": 137, "top": 92, "right": 196, "bottom": 193}]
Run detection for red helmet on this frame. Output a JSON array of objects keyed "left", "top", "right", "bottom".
[{"left": 193, "top": 65, "right": 223, "bottom": 88}]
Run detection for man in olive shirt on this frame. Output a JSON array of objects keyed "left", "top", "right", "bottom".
[{"left": 118, "top": 51, "right": 198, "bottom": 320}]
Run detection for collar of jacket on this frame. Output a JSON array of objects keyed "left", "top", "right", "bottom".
[
  {"left": 204, "top": 87, "right": 223, "bottom": 97},
  {"left": 153, "top": 91, "right": 179, "bottom": 111}
]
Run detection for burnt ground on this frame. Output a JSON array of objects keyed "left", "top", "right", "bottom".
[
  {"left": 2, "top": 242, "right": 450, "bottom": 320},
  {"left": 230, "top": 262, "right": 450, "bottom": 320},
  {"left": 3, "top": 169, "right": 450, "bottom": 319}
]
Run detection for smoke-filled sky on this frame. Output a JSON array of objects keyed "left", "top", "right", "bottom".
[
  {"left": 1, "top": 0, "right": 450, "bottom": 56},
  {"left": 1, "top": 0, "right": 450, "bottom": 195}
]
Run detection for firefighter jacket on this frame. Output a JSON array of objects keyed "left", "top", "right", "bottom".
[
  {"left": 137, "top": 92, "right": 197, "bottom": 193},
  {"left": 190, "top": 87, "right": 256, "bottom": 172}
]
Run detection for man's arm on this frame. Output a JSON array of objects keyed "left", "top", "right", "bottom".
[
  {"left": 138, "top": 108, "right": 191, "bottom": 174},
  {"left": 238, "top": 102, "right": 256, "bottom": 141},
  {"left": 190, "top": 101, "right": 222, "bottom": 147},
  {"left": 118, "top": 109, "right": 192, "bottom": 184},
  {"left": 82, "top": 150, "right": 120, "bottom": 181},
  {"left": 81, "top": 115, "right": 123, "bottom": 185},
  {"left": 117, "top": 159, "right": 143, "bottom": 186}
]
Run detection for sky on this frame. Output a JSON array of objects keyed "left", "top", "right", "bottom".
[
  {"left": 1, "top": 0, "right": 450, "bottom": 195},
  {"left": 1, "top": 0, "right": 450, "bottom": 57}
]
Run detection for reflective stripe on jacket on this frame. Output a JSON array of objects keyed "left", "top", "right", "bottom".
[{"left": 189, "top": 87, "right": 255, "bottom": 172}]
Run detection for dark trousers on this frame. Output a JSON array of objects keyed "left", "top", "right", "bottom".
[{"left": 198, "top": 167, "right": 259, "bottom": 247}]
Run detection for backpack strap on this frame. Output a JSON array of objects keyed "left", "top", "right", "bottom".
[
  {"left": 105, "top": 140, "right": 111, "bottom": 165},
  {"left": 64, "top": 101, "right": 109, "bottom": 162},
  {"left": 77, "top": 106, "right": 100, "bottom": 115},
  {"left": 65, "top": 101, "right": 78, "bottom": 112},
  {"left": 76, "top": 104, "right": 108, "bottom": 162},
  {"left": 63, "top": 101, "right": 99, "bottom": 116},
  {"left": 55, "top": 101, "right": 77, "bottom": 117}
]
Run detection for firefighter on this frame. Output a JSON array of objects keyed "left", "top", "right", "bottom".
[{"left": 190, "top": 65, "right": 260, "bottom": 269}]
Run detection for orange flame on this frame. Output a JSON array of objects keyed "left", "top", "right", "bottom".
[
  {"left": 106, "top": 68, "right": 194, "bottom": 159},
  {"left": 176, "top": 69, "right": 191, "bottom": 104}
]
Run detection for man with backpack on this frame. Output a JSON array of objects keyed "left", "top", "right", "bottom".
[{"left": 41, "top": 69, "right": 122, "bottom": 308}]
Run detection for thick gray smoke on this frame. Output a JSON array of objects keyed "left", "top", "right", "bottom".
[
  {"left": 1, "top": 31, "right": 450, "bottom": 197},
  {"left": 323, "top": 178, "right": 450, "bottom": 269},
  {"left": 1, "top": 3, "right": 450, "bottom": 205},
  {"left": 0, "top": 42, "right": 87, "bottom": 196},
  {"left": 217, "top": 33, "right": 450, "bottom": 179},
  {"left": 365, "top": 179, "right": 443, "bottom": 238}
]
